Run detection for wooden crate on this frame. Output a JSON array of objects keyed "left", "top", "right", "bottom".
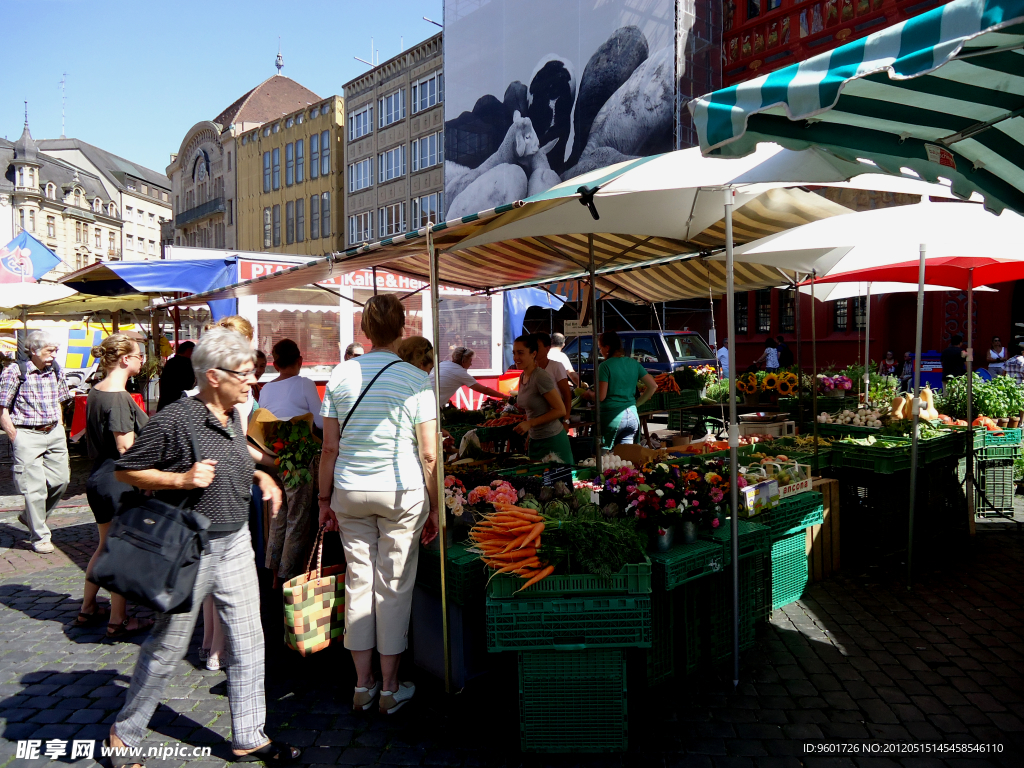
[{"left": 806, "top": 477, "right": 840, "bottom": 582}]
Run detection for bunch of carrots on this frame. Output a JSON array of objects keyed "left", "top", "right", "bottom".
[
  {"left": 653, "top": 372, "right": 680, "bottom": 394},
  {"left": 481, "top": 414, "right": 527, "bottom": 428},
  {"left": 468, "top": 502, "right": 555, "bottom": 592}
]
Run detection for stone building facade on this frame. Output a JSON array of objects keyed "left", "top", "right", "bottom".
[
  {"left": 234, "top": 95, "right": 344, "bottom": 257},
  {"left": 343, "top": 33, "right": 444, "bottom": 247}
]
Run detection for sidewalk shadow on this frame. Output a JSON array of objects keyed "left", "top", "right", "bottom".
[
  {"left": 0, "top": 667, "right": 234, "bottom": 765},
  {"left": 0, "top": 584, "right": 155, "bottom": 646},
  {"left": 0, "top": 519, "right": 95, "bottom": 573}
]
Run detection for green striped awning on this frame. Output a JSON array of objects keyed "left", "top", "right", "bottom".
[{"left": 690, "top": 0, "right": 1024, "bottom": 216}]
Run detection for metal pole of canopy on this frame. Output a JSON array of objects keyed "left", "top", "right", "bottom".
[
  {"left": 589, "top": 235, "right": 602, "bottom": 475},
  {"left": 965, "top": 269, "right": 976, "bottom": 535},
  {"left": 864, "top": 284, "right": 871, "bottom": 403},
  {"left": 723, "top": 189, "right": 740, "bottom": 690},
  {"left": 795, "top": 282, "right": 802, "bottom": 423},
  {"left": 427, "top": 225, "right": 453, "bottom": 693},
  {"left": 372, "top": 266, "right": 378, "bottom": 296},
  {"left": 908, "top": 245, "right": 926, "bottom": 588},
  {"left": 812, "top": 273, "right": 819, "bottom": 471}
]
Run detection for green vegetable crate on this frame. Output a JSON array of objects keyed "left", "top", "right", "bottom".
[
  {"left": 416, "top": 543, "right": 485, "bottom": 607},
  {"left": 485, "top": 595, "right": 652, "bottom": 652},
  {"left": 770, "top": 532, "right": 809, "bottom": 611},
  {"left": 974, "top": 457, "right": 1015, "bottom": 515},
  {"left": 637, "top": 393, "right": 664, "bottom": 414},
  {"left": 649, "top": 540, "right": 725, "bottom": 590},
  {"left": 760, "top": 492, "right": 824, "bottom": 541},
  {"left": 706, "top": 555, "right": 766, "bottom": 662},
  {"left": 519, "top": 648, "right": 627, "bottom": 752},
  {"left": 644, "top": 571, "right": 706, "bottom": 686},
  {"left": 986, "top": 428, "right": 1022, "bottom": 446},
  {"left": 664, "top": 390, "right": 700, "bottom": 410},
  {"left": 699, "top": 519, "right": 770, "bottom": 565},
  {"left": 488, "top": 559, "right": 651, "bottom": 599}
]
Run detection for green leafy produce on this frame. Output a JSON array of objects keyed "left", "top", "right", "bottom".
[
  {"left": 541, "top": 506, "right": 647, "bottom": 578},
  {"left": 518, "top": 497, "right": 542, "bottom": 512},
  {"left": 573, "top": 487, "right": 592, "bottom": 510},
  {"left": 272, "top": 420, "right": 319, "bottom": 488},
  {"left": 544, "top": 500, "right": 572, "bottom": 518},
  {"left": 577, "top": 503, "right": 601, "bottom": 517}
]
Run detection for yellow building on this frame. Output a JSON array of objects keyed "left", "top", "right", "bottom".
[{"left": 235, "top": 96, "right": 344, "bottom": 256}]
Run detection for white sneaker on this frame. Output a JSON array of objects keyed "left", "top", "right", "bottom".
[
  {"left": 206, "top": 655, "right": 221, "bottom": 671},
  {"left": 32, "top": 541, "right": 54, "bottom": 554},
  {"left": 379, "top": 682, "right": 415, "bottom": 715}
]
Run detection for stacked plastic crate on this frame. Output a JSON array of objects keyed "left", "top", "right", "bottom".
[
  {"left": 759, "top": 491, "right": 825, "bottom": 611},
  {"left": 485, "top": 561, "right": 652, "bottom": 752}
]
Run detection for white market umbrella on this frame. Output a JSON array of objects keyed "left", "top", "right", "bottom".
[{"left": 0, "top": 283, "right": 76, "bottom": 312}]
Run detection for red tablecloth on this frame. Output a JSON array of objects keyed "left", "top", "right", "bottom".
[{"left": 69, "top": 393, "right": 146, "bottom": 442}]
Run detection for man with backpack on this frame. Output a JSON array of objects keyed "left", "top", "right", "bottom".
[{"left": 0, "top": 331, "right": 72, "bottom": 553}]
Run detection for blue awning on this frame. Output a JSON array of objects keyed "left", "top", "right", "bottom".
[{"left": 59, "top": 258, "right": 239, "bottom": 319}]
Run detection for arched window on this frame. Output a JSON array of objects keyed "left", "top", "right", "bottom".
[
  {"left": 74, "top": 190, "right": 82, "bottom": 207},
  {"left": 108, "top": 203, "right": 117, "bottom": 217},
  {"left": 46, "top": 184, "right": 56, "bottom": 200},
  {"left": 93, "top": 198, "right": 101, "bottom": 213}
]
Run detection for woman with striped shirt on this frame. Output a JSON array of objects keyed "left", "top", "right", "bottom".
[{"left": 318, "top": 294, "right": 439, "bottom": 715}]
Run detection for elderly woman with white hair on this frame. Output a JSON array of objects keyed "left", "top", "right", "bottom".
[
  {"left": 105, "top": 328, "right": 298, "bottom": 766},
  {"left": 0, "top": 329, "right": 72, "bottom": 553}
]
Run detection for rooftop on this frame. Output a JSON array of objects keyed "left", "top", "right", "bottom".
[
  {"left": 212, "top": 74, "right": 321, "bottom": 131},
  {"left": 36, "top": 137, "right": 170, "bottom": 194}
]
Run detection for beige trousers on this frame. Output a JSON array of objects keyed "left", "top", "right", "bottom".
[
  {"left": 331, "top": 487, "right": 428, "bottom": 655},
  {"left": 12, "top": 425, "right": 70, "bottom": 544}
]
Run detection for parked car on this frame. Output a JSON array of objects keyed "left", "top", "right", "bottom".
[{"left": 560, "top": 330, "right": 716, "bottom": 381}]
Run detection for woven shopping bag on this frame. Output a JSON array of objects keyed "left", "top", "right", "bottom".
[{"left": 282, "top": 525, "right": 345, "bottom": 656}]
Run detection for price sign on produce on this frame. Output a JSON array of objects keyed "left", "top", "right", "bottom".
[{"left": 564, "top": 319, "right": 593, "bottom": 336}]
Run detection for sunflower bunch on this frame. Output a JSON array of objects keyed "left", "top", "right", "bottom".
[
  {"left": 762, "top": 372, "right": 781, "bottom": 391},
  {"left": 774, "top": 371, "right": 799, "bottom": 396},
  {"left": 736, "top": 371, "right": 759, "bottom": 394}
]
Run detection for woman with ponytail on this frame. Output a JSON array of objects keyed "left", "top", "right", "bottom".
[{"left": 80, "top": 333, "right": 154, "bottom": 639}]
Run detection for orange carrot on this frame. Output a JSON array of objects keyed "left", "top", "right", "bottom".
[
  {"left": 518, "top": 522, "right": 545, "bottom": 549},
  {"left": 516, "top": 565, "right": 555, "bottom": 592},
  {"left": 502, "top": 532, "right": 533, "bottom": 553},
  {"left": 484, "top": 548, "right": 537, "bottom": 561}
]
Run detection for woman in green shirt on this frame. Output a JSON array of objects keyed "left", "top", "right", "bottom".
[
  {"left": 512, "top": 335, "right": 573, "bottom": 465},
  {"left": 584, "top": 331, "right": 658, "bottom": 450}
]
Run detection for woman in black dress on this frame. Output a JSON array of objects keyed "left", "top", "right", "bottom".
[{"left": 79, "top": 334, "right": 154, "bottom": 639}]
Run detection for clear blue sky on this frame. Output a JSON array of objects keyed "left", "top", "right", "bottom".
[{"left": 3, "top": 0, "right": 443, "bottom": 175}]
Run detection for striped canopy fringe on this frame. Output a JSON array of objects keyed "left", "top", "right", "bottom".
[{"left": 689, "top": 0, "right": 1024, "bottom": 216}]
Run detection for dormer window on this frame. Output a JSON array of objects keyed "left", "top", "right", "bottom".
[
  {"left": 108, "top": 203, "right": 117, "bottom": 217},
  {"left": 46, "top": 184, "right": 56, "bottom": 200},
  {"left": 93, "top": 198, "right": 101, "bottom": 213},
  {"left": 75, "top": 190, "right": 82, "bottom": 207}
]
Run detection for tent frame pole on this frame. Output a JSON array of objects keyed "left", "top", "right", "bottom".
[
  {"left": 427, "top": 226, "right": 453, "bottom": 693},
  {"left": 812, "top": 273, "right": 819, "bottom": 469},
  {"left": 908, "top": 245, "right": 926, "bottom": 588},
  {"left": 864, "top": 284, "right": 871, "bottom": 403},
  {"left": 723, "top": 189, "right": 740, "bottom": 690},
  {"left": 589, "top": 235, "right": 602, "bottom": 475},
  {"left": 795, "top": 282, "right": 802, "bottom": 422},
  {"left": 966, "top": 269, "right": 976, "bottom": 534}
]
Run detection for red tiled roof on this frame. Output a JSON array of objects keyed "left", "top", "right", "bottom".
[{"left": 212, "top": 75, "right": 321, "bottom": 129}]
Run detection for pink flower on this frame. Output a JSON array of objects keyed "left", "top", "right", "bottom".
[
  {"left": 665, "top": 499, "right": 676, "bottom": 508},
  {"left": 737, "top": 476, "right": 748, "bottom": 489},
  {"left": 691, "top": 500, "right": 699, "bottom": 507},
  {"left": 444, "top": 476, "right": 456, "bottom": 488},
  {"left": 469, "top": 486, "right": 490, "bottom": 504},
  {"left": 712, "top": 517, "right": 721, "bottom": 528},
  {"left": 710, "top": 488, "right": 724, "bottom": 503},
  {"left": 626, "top": 485, "right": 637, "bottom": 494},
  {"left": 664, "top": 483, "right": 675, "bottom": 489}
]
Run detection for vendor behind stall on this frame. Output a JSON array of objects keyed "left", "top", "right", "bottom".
[
  {"left": 258, "top": 339, "right": 324, "bottom": 430},
  {"left": 430, "top": 347, "right": 504, "bottom": 405},
  {"left": 512, "top": 335, "right": 573, "bottom": 465},
  {"left": 583, "top": 331, "right": 658, "bottom": 450}
]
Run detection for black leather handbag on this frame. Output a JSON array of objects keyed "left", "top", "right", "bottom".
[{"left": 91, "top": 418, "right": 210, "bottom": 615}]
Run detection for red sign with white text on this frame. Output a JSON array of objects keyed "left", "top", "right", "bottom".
[{"left": 239, "top": 261, "right": 467, "bottom": 294}]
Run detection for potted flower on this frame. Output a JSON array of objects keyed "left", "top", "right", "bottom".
[{"left": 736, "top": 372, "right": 760, "bottom": 405}]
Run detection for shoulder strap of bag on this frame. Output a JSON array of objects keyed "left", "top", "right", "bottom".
[{"left": 341, "top": 360, "right": 402, "bottom": 438}]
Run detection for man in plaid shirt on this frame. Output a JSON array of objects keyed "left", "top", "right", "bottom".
[
  {"left": 0, "top": 331, "right": 72, "bottom": 553},
  {"left": 1004, "top": 343, "right": 1024, "bottom": 385}
]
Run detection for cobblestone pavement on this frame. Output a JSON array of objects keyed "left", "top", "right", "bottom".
[{"left": 0, "top": 498, "right": 1022, "bottom": 766}]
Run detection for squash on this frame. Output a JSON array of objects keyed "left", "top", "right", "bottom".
[{"left": 891, "top": 396, "right": 906, "bottom": 420}]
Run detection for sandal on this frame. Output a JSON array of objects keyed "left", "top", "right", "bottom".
[
  {"left": 102, "top": 739, "right": 144, "bottom": 768},
  {"left": 106, "top": 617, "right": 154, "bottom": 640},
  {"left": 232, "top": 741, "right": 301, "bottom": 763},
  {"left": 73, "top": 604, "right": 111, "bottom": 627}
]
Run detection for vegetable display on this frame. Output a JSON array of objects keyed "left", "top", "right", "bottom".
[
  {"left": 817, "top": 408, "right": 884, "bottom": 427},
  {"left": 469, "top": 504, "right": 553, "bottom": 592}
]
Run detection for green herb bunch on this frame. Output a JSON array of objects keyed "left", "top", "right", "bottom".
[{"left": 272, "top": 420, "right": 319, "bottom": 488}]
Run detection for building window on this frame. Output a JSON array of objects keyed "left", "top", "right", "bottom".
[
  {"left": 321, "top": 192, "right": 331, "bottom": 238},
  {"left": 263, "top": 152, "right": 271, "bottom": 193},
  {"left": 412, "top": 71, "right": 443, "bottom": 113},
  {"left": 26, "top": 210, "right": 34, "bottom": 233},
  {"left": 95, "top": 229, "right": 101, "bottom": 248},
  {"left": 109, "top": 203, "right": 117, "bottom": 217},
  {"left": 263, "top": 207, "right": 272, "bottom": 248},
  {"left": 349, "top": 211, "right": 372, "bottom": 245},
  {"left": 378, "top": 202, "right": 406, "bottom": 238},
  {"left": 272, "top": 148, "right": 281, "bottom": 190},
  {"left": 75, "top": 190, "right": 82, "bottom": 207},
  {"left": 853, "top": 296, "right": 867, "bottom": 330},
  {"left": 286, "top": 201, "right": 295, "bottom": 244},
  {"left": 149, "top": 212, "right": 155, "bottom": 225},
  {"left": 273, "top": 204, "right": 281, "bottom": 246},
  {"left": 756, "top": 289, "right": 772, "bottom": 334},
  {"left": 46, "top": 184, "right": 56, "bottom": 200},
  {"left": 285, "top": 143, "right": 294, "bottom": 186},
  {"left": 412, "top": 192, "right": 444, "bottom": 228},
  {"left": 227, "top": 151, "right": 232, "bottom": 171},
  {"left": 46, "top": 216, "right": 55, "bottom": 238},
  {"left": 833, "top": 300, "right": 848, "bottom": 332},
  {"left": 296, "top": 198, "right": 305, "bottom": 242},
  {"left": 349, "top": 104, "right": 373, "bottom": 141},
  {"left": 76, "top": 253, "right": 82, "bottom": 270},
  {"left": 137, "top": 208, "right": 145, "bottom": 222},
  {"left": 227, "top": 199, "right": 233, "bottom": 225},
  {"left": 378, "top": 89, "right": 406, "bottom": 128},
  {"left": 127, "top": 179, "right": 136, "bottom": 191},
  {"left": 310, "top": 194, "right": 320, "bottom": 239},
  {"left": 320, "top": 131, "right": 331, "bottom": 176},
  {"left": 735, "top": 292, "right": 748, "bottom": 335},
  {"left": 310, "top": 133, "right": 320, "bottom": 180},
  {"left": 149, "top": 240, "right": 156, "bottom": 255},
  {"left": 92, "top": 198, "right": 101, "bottom": 213},
  {"left": 348, "top": 158, "right": 373, "bottom": 192},
  {"left": 295, "top": 139, "right": 304, "bottom": 183},
  {"left": 141, "top": 184, "right": 148, "bottom": 194},
  {"left": 17, "top": 168, "right": 24, "bottom": 187},
  {"left": 126, "top": 234, "right": 133, "bottom": 250},
  {"left": 412, "top": 132, "right": 443, "bottom": 172},
  {"left": 378, "top": 146, "right": 406, "bottom": 183},
  {"left": 109, "top": 232, "right": 115, "bottom": 253},
  {"left": 780, "top": 291, "right": 795, "bottom": 334}
]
